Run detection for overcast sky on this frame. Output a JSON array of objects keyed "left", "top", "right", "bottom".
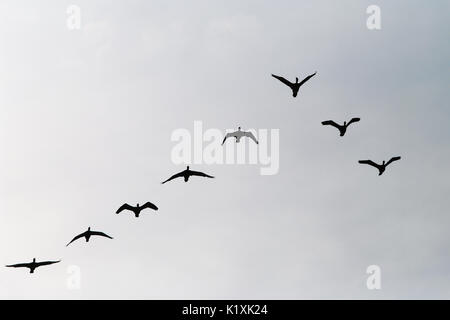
[{"left": 0, "top": 0, "right": 449, "bottom": 299}]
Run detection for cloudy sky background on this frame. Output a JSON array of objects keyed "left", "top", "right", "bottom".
[{"left": 0, "top": 0, "right": 449, "bottom": 299}]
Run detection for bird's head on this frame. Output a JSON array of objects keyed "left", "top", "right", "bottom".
[
  {"left": 187, "top": 165, "right": 190, "bottom": 170},
  {"left": 136, "top": 203, "right": 139, "bottom": 207},
  {"left": 382, "top": 160, "right": 386, "bottom": 165},
  {"left": 238, "top": 126, "right": 241, "bottom": 130},
  {"left": 295, "top": 77, "right": 299, "bottom": 83},
  {"left": 344, "top": 121, "right": 347, "bottom": 126},
  {"left": 33, "top": 258, "right": 36, "bottom": 263},
  {"left": 88, "top": 227, "right": 91, "bottom": 231}
]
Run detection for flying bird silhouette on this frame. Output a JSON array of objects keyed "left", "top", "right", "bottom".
[
  {"left": 271, "top": 72, "right": 317, "bottom": 97},
  {"left": 358, "top": 157, "right": 401, "bottom": 175},
  {"left": 322, "top": 118, "right": 360, "bottom": 136},
  {"left": 6, "top": 258, "right": 61, "bottom": 273},
  {"left": 66, "top": 227, "right": 113, "bottom": 246},
  {"left": 116, "top": 202, "right": 158, "bottom": 217},
  {"left": 162, "top": 166, "right": 214, "bottom": 184},
  {"left": 222, "top": 127, "right": 259, "bottom": 145}
]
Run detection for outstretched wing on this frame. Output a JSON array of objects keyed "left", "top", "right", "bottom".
[
  {"left": 6, "top": 263, "right": 30, "bottom": 268},
  {"left": 243, "top": 131, "right": 259, "bottom": 144},
  {"left": 36, "top": 260, "right": 61, "bottom": 267},
  {"left": 66, "top": 232, "right": 86, "bottom": 247},
  {"left": 161, "top": 171, "right": 185, "bottom": 184},
  {"left": 222, "top": 132, "right": 236, "bottom": 145},
  {"left": 386, "top": 156, "right": 401, "bottom": 166},
  {"left": 358, "top": 160, "right": 380, "bottom": 168},
  {"left": 90, "top": 231, "right": 114, "bottom": 240},
  {"left": 271, "top": 74, "right": 294, "bottom": 88},
  {"left": 116, "top": 203, "right": 134, "bottom": 214},
  {"left": 298, "top": 71, "right": 317, "bottom": 87},
  {"left": 321, "top": 120, "right": 340, "bottom": 129},
  {"left": 189, "top": 170, "right": 214, "bottom": 179},
  {"left": 347, "top": 117, "right": 361, "bottom": 126},
  {"left": 141, "top": 201, "right": 158, "bottom": 211}
]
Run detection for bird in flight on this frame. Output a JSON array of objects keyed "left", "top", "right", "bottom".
[
  {"left": 321, "top": 118, "right": 361, "bottom": 136},
  {"left": 66, "top": 227, "right": 113, "bottom": 246},
  {"left": 358, "top": 157, "right": 401, "bottom": 175},
  {"left": 162, "top": 166, "right": 214, "bottom": 184},
  {"left": 222, "top": 127, "right": 259, "bottom": 145},
  {"left": 6, "top": 258, "right": 61, "bottom": 273},
  {"left": 271, "top": 72, "right": 317, "bottom": 97},
  {"left": 116, "top": 202, "right": 158, "bottom": 218}
]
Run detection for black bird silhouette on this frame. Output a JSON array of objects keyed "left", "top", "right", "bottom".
[
  {"left": 66, "top": 227, "right": 113, "bottom": 246},
  {"left": 222, "top": 127, "right": 259, "bottom": 145},
  {"left": 322, "top": 118, "right": 361, "bottom": 136},
  {"left": 358, "top": 157, "right": 401, "bottom": 175},
  {"left": 6, "top": 258, "right": 61, "bottom": 273},
  {"left": 162, "top": 166, "right": 214, "bottom": 184},
  {"left": 116, "top": 202, "right": 158, "bottom": 217},
  {"left": 271, "top": 72, "right": 317, "bottom": 97}
]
